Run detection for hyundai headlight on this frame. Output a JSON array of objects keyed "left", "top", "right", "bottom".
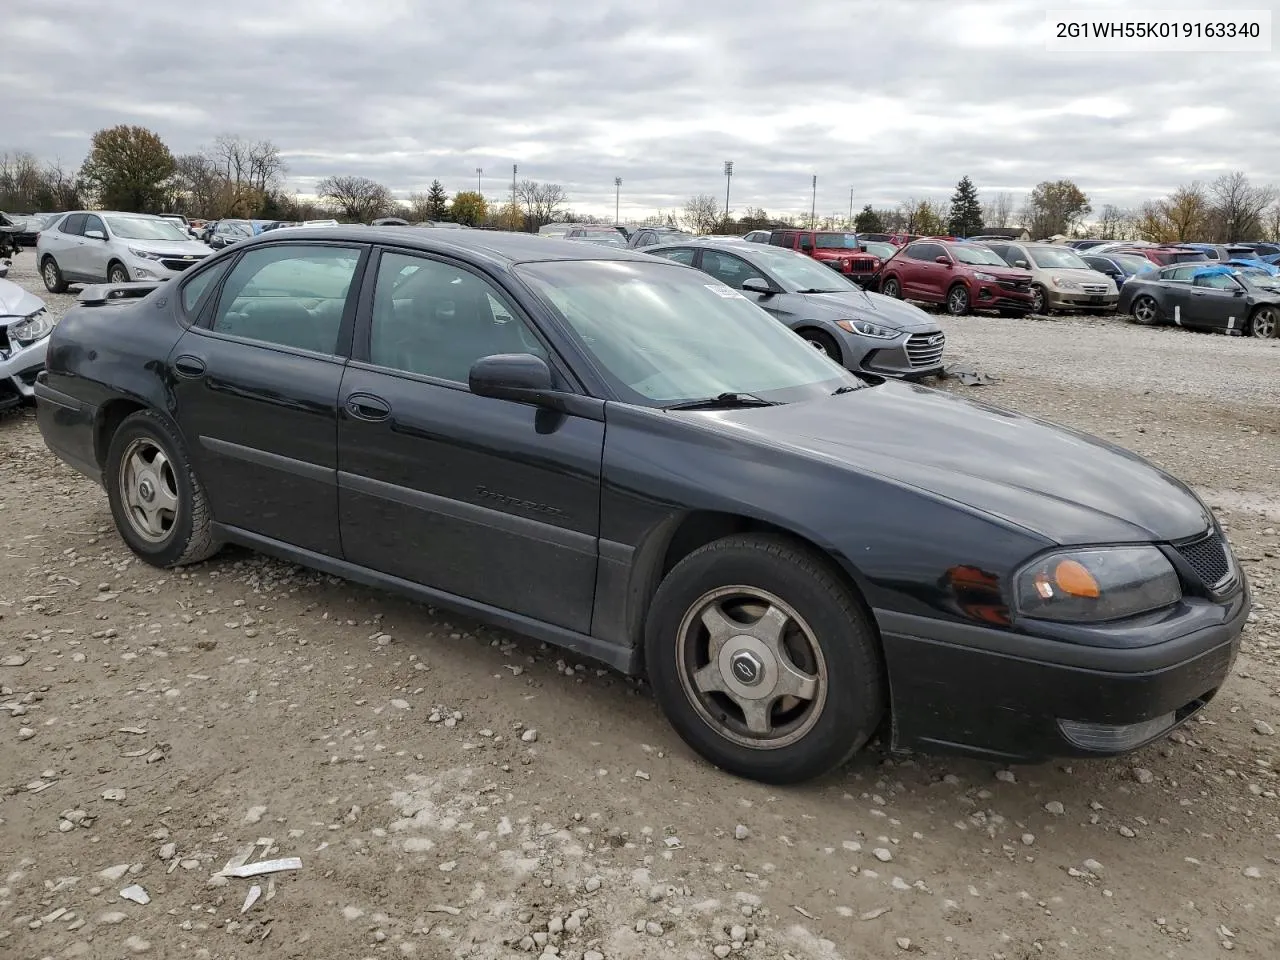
[
  {"left": 9, "top": 308, "right": 56, "bottom": 346},
  {"left": 973, "top": 272, "right": 999, "bottom": 282},
  {"left": 838, "top": 319, "right": 898, "bottom": 339},
  {"left": 128, "top": 247, "right": 163, "bottom": 261},
  {"left": 1014, "top": 546, "right": 1181, "bottom": 623},
  {"left": 1052, "top": 276, "right": 1082, "bottom": 290}
]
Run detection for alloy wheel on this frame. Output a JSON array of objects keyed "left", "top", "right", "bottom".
[
  {"left": 947, "top": 286, "right": 969, "bottom": 315},
  {"left": 1251, "top": 306, "right": 1278, "bottom": 339},
  {"left": 1132, "top": 297, "right": 1158, "bottom": 324},
  {"left": 43, "top": 262, "right": 58, "bottom": 288},
  {"left": 1031, "top": 285, "right": 1046, "bottom": 314},
  {"left": 118, "top": 438, "right": 180, "bottom": 543},
  {"left": 882, "top": 278, "right": 900, "bottom": 298},
  {"left": 675, "top": 586, "right": 827, "bottom": 750},
  {"left": 109, "top": 264, "right": 130, "bottom": 284}
]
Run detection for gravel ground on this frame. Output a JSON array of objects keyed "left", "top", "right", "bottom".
[{"left": 2, "top": 253, "right": 1278, "bottom": 960}]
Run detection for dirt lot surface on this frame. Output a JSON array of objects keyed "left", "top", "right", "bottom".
[{"left": 2, "top": 254, "right": 1278, "bottom": 960}]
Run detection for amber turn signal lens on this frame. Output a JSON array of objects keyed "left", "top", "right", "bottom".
[{"left": 1054, "top": 559, "right": 1100, "bottom": 598}]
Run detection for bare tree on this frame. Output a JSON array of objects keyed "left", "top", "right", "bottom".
[
  {"left": 406, "top": 192, "right": 434, "bottom": 222},
  {"left": 317, "top": 175, "right": 396, "bottom": 222},
  {"left": 1266, "top": 200, "right": 1280, "bottom": 243},
  {"left": 0, "top": 151, "right": 46, "bottom": 210},
  {"left": 982, "top": 191, "right": 1015, "bottom": 228},
  {"left": 171, "top": 154, "right": 227, "bottom": 215},
  {"left": 1207, "top": 171, "right": 1275, "bottom": 241},
  {"left": 682, "top": 194, "right": 721, "bottom": 234},
  {"left": 515, "top": 180, "right": 568, "bottom": 230}
]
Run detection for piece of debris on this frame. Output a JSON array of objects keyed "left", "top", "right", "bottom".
[
  {"left": 521, "top": 728, "right": 538, "bottom": 743},
  {"left": 793, "top": 905, "right": 820, "bottom": 920},
  {"left": 119, "top": 884, "right": 150, "bottom": 905},
  {"left": 425, "top": 905, "right": 461, "bottom": 916},
  {"left": 221, "top": 857, "right": 302, "bottom": 879},
  {"left": 734, "top": 824, "right": 750, "bottom": 840},
  {"left": 241, "top": 884, "right": 262, "bottom": 914},
  {"left": 860, "top": 907, "right": 891, "bottom": 921},
  {"left": 1, "top": 654, "right": 31, "bottom": 667},
  {"left": 102, "top": 789, "right": 126, "bottom": 802},
  {"left": 942, "top": 366, "right": 1000, "bottom": 386}
]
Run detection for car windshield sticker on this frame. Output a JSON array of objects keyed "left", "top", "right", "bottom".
[{"left": 705, "top": 284, "right": 746, "bottom": 299}]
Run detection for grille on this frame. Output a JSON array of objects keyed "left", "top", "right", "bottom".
[
  {"left": 1174, "top": 531, "right": 1233, "bottom": 590},
  {"left": 998, "top": 278, "right": 1031, "bottom": 291},
  {"left": 1081, "top": 283, "right": 1110, "bottom": 294},
  {"left": 159, "top": 256, "right": 204, "bottom": 272},
  {"left": 904, "top": 332, "right": 946, "bottom": 367},
  {"left": 848, "top": 258, "right": 877, "bottom": 272}
]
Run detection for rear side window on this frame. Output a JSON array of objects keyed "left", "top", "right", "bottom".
[
  {"left": 61, "top": 213, "right": 86, "bottom": 236},
  {"left": 798, "top": 234, "right": 812, "bottom": 250},
  {"left": 210, "top": 244, "right": 362, "bottom": 354},
  {"left": 180, "top": 259, "right": 233, "bottom": 315},
  {"left": 769, "top": 232, "right": 793, "bottom": 248}
]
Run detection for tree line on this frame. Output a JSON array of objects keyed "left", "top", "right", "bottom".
[{"left": 4, "top": 125, "right": 1279, "bottom": 242}]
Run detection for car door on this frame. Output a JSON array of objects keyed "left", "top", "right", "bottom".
[
  {"left": 1156, "top": 266, "right": 1197, "bottom": 323},
  {"left": 80, "top": 214, "right": 111, "bottom": 281},
  {"left": 335, "top": 247, "right": 604, "bottom": 634},
  {"left": 168, "top": 241, "right": 367, "bottom": 556},
  {"left": 52, "top": 213, "right": 89, "bottom": 278},
  {"left": 1186, "top": 272, "right": 1246, "bottom": 330}
]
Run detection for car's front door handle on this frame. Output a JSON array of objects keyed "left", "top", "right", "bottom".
[
  {"left": 173, "top": 355, "right": 206, "bottom": 378},
  {"left": 345, "top": 393, "right": 391, "bottom": 421}
]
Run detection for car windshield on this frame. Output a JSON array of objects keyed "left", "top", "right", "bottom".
[
  {"left": 742, "top": 246, "right": 859, "bottom": 293},
  {"left": 516, "top": 260, "right": 856, "bottom": 406},
  {"left": 104, "top": 216, "right": 192, "bottom": 241},
  {"left": 951, "top": 245, "right": 1009, "bottom": 266},
  {"left": 1028, "top": 246, "right": 1090, "bottom": 269},
  {"left": 221, "top": 222, "right": 254, "bottom": 237},
  {"left": 1110, "top": 254, "right": 1152, "bottom": 273},
  {"left": 573, "top": 233, "right": 625, "bottom": 245},
  {"left": 861, "top": 241, "right": 896, "bottom": 259},
  {"left": 815, "top": 233, "right": 859, "bottom": 249}
]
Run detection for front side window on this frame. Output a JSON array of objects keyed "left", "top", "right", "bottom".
[
  {"left": 649, "top": 247, "right": 695, "bottom": 265},
  {"left": 83, "top": 215, "right": 106, "bottom": 236},
  {"left": 210, "top": 244, "right": 361, "bottom": 353},
  {"left": 1192, "top": 271, "right": 1240, "bottom": 290},
  {"left": 368, "top": 252, "right": 546, "bottom": 383},
  {"left": 516, "top": 259, "right": 855, "bottom": 406},
  {"left": 744, "top": 247, "right": 852, "bottom": 292}
]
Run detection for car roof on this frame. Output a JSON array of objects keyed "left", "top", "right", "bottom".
[{"left": 245, "top": 226, "right": 659, "bottom": 265}]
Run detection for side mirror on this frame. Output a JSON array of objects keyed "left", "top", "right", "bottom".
[
  {"left": 85, "top": 230, "right": 106, "bottom": 240},
  {"left": 1014, "top": 259, "right": 1029, "bottom": 268},
  {"left": 469, "top": 353, "right": 559, "bottom": 407},
  {"left": 935, "top": 255, "right": 951, "bottom": 265},
  {"left": 741, "top": 277, "right": 773, "bottom": 295}
]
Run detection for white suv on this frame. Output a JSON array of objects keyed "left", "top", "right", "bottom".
[{"left": 37, "top": 211, "right": 214, "bottom": 292}]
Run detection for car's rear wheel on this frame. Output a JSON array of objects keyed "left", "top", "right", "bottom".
[
  {"left": 645, "top": 534, "right": 885, "bottom": 784},
  {"left": 880, "top": 276, "right": 901, "bottom": 299},
  {"left": 1030, "top": 284, "right": 1049, "bottom": 314},
  {"left": 801, "top": 329, "right": 842, "bottom": 363},
  {"left": 945, "top": 283, "right": 970, "bottom": 316},
  {"left": 1130, "top": 295, "right": 1162, "bottom": 326},
  {"left": 108, "top": 261, "right": 130, "bottom": 285},
  {"left": 105, "top": 411, "right": 221, "bottom": 568},
  {"left": 1248, "top": 305, "right": 1278, "bottom": 339},
  {"left": 41, "top": 256, "right": 68, "bottom": 293}
]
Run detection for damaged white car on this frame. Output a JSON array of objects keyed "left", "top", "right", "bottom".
[{"left": 1, "top": 278, "right": 54, "bottom": 410}]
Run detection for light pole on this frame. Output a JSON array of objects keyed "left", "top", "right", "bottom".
[
  {"left": 810, "top": 175, "right": 817, "bottom": 228},
  {"left": 723, "top": 161, "right": 733, "bottom": 226},
  {"left": 848, "top": 187, "right": 854, "bottom": 226},
  {"left": 476, "top": 167, "right": 482, "bottom": 194},
  {"left": 614, "top": 177, "right": 622, "bottom": 225},
  {"left": 511, "top": 163, "right": 518, "bottom": 230}
]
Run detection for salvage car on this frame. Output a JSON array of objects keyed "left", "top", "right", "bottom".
[
  {"left": 37, "top": 212, "right": 214, "bottom": 290},
  {"left": 878, "top": 238, "right": 1035, "bottom": 315},
  {"left": 35, "top": 228, "right": 1250, "bottom": 783},
  {"left": 1121, "top": 264, "right": 1279, "bottom": 338},
  {"left": 980, "top": 241, "right": 1118, "bottom": 314},
  {"left": 1, "top": 278, "right": 53, "bottom": 409},
  {"left": 646, "top": 238, "right": 945, "bottom": 377}
]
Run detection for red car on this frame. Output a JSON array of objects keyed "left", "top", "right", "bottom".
[
  {"left": 768, "top": 229, "right": 882, "bottom": 287},
  {"left": 1111, "top": 245, "right": 1210, "bottom": 267},
  {"left": 877, "top": 239, "right": 1035, "bottom": 316}
]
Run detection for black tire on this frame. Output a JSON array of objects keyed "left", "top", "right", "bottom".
[
  {"left": 41, "top": 256, "right": 68, "bottom": 293},
  {"left": 107, "top": 261, "right": 130, "bottom": 285},
  {"left": 1248, "top": 305, "right": 1278, "bottom": 339},
  {"left": 880, "top": 276, "right": 901, "bottom": 299},
  {"left": 1030, "top": 284, "right": 1050, "bottom": 315},
  {"left": 945, "top": 283, "right": 970, "bottom": 316},
  {"left": 1129, "top": 295, "right": 1163, "bottom": 326},
  {"left": 105, "top": 410, "right": 221, "bottom": 568},
  {"left": 800, "top": 329, "right": 842, "bottom": 364},
  {"left": 644, "top": 533, "right": 885, "bottom": 784}
]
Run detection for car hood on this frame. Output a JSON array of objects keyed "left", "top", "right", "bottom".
[
  {"left": 125, "top": 238, "right": 212, "bottom": 256},
  {"left": 801, "top": 290, "right": 939, "bottom": 332},
  {"left": 0, "top": 278, "right": 46, "bottom": 319},
  {"left": 1036, "top": 266, "right": 1113, "bottom": 284},
  {"left": 710, "top": 380, "right": 1210, "bottom": 544}
]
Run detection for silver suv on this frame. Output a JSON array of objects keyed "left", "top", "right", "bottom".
[{"left": 37, "top": 211, "right": 214, "bottom": 292}]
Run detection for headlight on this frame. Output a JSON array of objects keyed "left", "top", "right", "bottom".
[
  {"left": 1014, "top": 546, "right": 1181, "bottom": 623},
  {"left": 128, "top": 247, "right": 163, "bottom": 261},
  {"left": 9, "top": 308, "right": 57, "bottom": 345},
  {"left": 973, "top": 272, "right": 999, "bottom": 282},
  {"left": 838, "top": 319, "right": 898, "bottom": 339},
  {"left": 1052, "top": 276, "right": 1082, "bottom": 290}
]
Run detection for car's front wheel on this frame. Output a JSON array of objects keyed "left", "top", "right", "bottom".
[
  {"left": 645, "top": 534, "right": 885, "bottom": 784},
  {"left": 945, "top": 283, "right": 970, "bottom": 316},
  {"left": 41, "top": 256, "right": 68, "bottom": 293},
  {"left": 105, "top": 411, "right": 221, "bottom": 568},
  {"left": 108, "top": 261, "right": 130, "bottom": 285},
  {"left": 801, "top": 329, "right": 842, "bottom": 363},
  {"left": 1030, "top": 284, "right": 1049, "bottom": 314}
]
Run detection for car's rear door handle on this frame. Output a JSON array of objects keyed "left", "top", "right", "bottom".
[
  {"left": 345, "top": 393, "right": 390, "bottom": 421},
  {"left": 173, "top": 355, "right": 206, "bottom": 378}
]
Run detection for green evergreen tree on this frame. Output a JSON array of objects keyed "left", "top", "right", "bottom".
[
  {"left": 425, "top": 179, "right": 450, "bottom": 220},
  {"left": 947, "top": 176, "right": 983, "bottom": 237},
  {"left": 853, "top": 205, "right": 885, "bottom": 233}
]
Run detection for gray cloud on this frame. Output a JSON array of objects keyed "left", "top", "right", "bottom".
[{"left": 4, "top": 0, "right": 1278, "bottom": 220}]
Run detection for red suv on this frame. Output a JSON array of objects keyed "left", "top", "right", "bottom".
[
  {"left": 878, "top": 239, "right": 1035, "bottom": 316},
  {"left": 769, "top": 229, "right": 882, "bottom": 287},
  {"left": 1111, "top": 245, "right": 1210, "bottom": 267}
]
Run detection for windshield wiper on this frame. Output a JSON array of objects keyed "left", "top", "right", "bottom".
[
  {"left": 663, "top": 392, "right": 779, "bottom": 411},
  {"left": 831, "top": 384, "right": 863, "bottom": 395},
  {"left": 795, "top": 287, "right": 846, "bottom": 294}
]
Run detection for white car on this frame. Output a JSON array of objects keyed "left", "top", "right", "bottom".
[
  {"left": 0, "top": 277, "right": 53, "bottom": 409},
  {"left": 36, "top": 211, "right": 214, "bottom": 292}
]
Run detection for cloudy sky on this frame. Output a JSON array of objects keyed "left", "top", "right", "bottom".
[{"left": 6, "top": 0, "right": 1279, "bottom": 221}]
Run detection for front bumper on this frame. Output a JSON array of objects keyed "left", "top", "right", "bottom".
[
  {"left": 0, "top": 336, "right": 48, "bottom": 409},
  {"left": 973, "top": 282, "right": 1034, "bottom": 313},
  {"left": 854, "top": 329, "right": 946, "bottom": 379},
  {"left": 122, "top": 254, "right": 206, "bottom": 282},
  {"left": 1048, "top": 288, "right": 1119, "bottom": 311},
  {"left": 876, "top": 584, "right": 1249, "bottom": 762}
]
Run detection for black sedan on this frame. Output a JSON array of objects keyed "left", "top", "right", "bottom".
[
  {"left": 35, "top": 228, "right": 1249, "bottom": 783},
  {"left": 1120, "top": 264, "right": 1280, "bottom": 338}
]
